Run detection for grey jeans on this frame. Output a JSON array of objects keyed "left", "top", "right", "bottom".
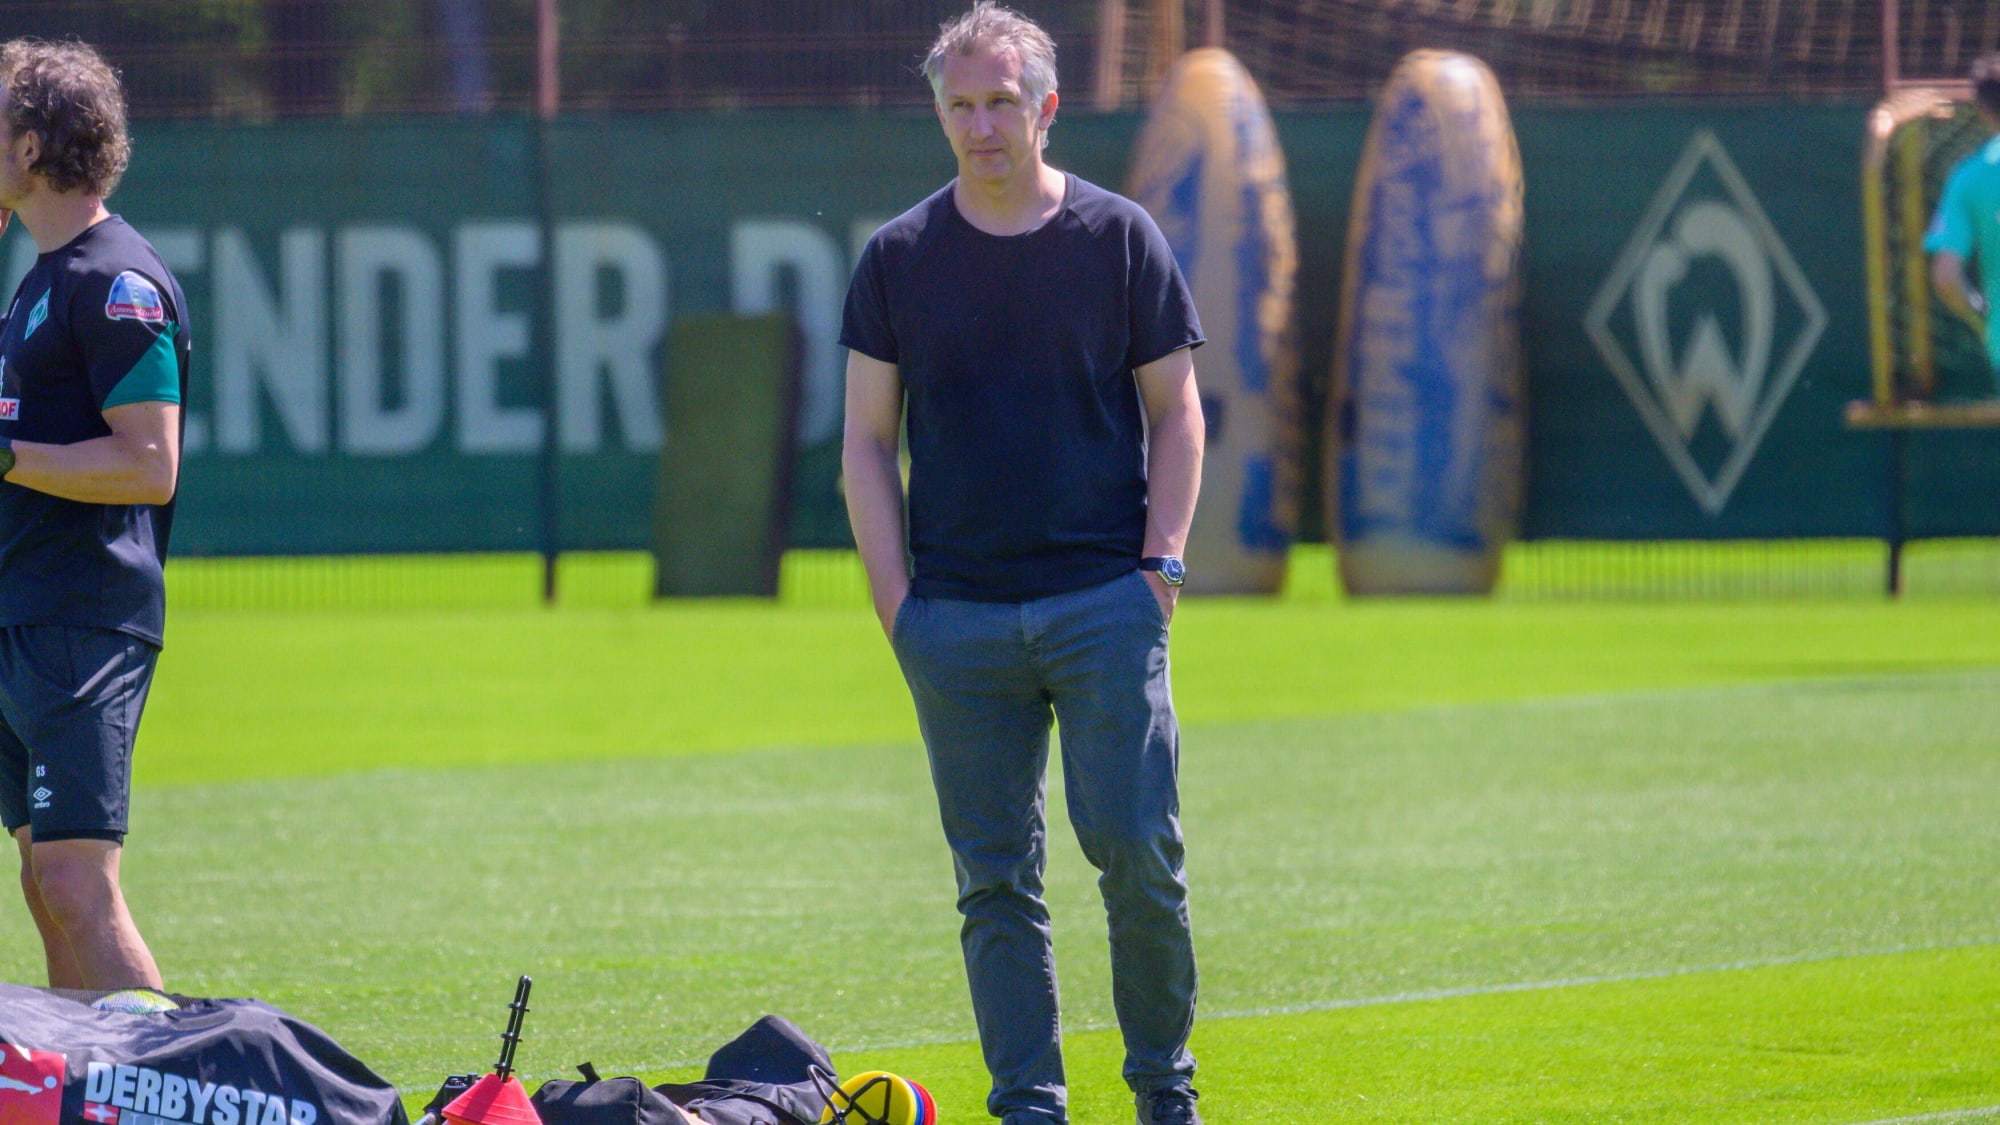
[{"left": 891, "top": 570, "right": 1197, "bottom": 1125}]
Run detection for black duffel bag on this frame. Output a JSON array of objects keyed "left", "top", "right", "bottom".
[
  {"left": 530, "top": 1016, "right": 834, "bottom": 1125},
  {"left": 0, "top": 983, "right": 408, "bottom": 1125}
]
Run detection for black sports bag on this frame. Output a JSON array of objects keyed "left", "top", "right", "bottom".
[
  {"left": 531, "top": 1016, "right": 834, "bottom": 1125},
  {"left": 0, "top": 984, "right": 408, "bottom": 1125}
]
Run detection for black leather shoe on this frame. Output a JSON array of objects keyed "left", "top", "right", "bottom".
[{"left": 1136, "top": 1086, "right": 1201, "bottom": 1125}]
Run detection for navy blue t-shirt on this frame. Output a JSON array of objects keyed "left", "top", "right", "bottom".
[
  {"left": 0, "top": 217, "right": 189, "bottom": 645},
  {"left": 840, "top": 174, "right": 1203, "bottom": 602}
]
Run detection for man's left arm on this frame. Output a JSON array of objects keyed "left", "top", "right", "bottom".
[
  {"left": 1135, "top": 346, "right": 1203, "bottom": 620},
  {"left": 5, "top": 401, "right": 180, "bottom": 505}
]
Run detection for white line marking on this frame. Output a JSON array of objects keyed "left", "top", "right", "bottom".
[
  {"left": 1845, "top": 1108, "right": 2000, "bottom": 1125},
  {"left": 800, "top": 938, "right": 2000, "bottom": 1058},
  {"left": 1309, "top": 666, "right": 2000, "bottom": 725},
  {"left": 504, "top": 938, "right": 2000, "bottom": 1082},
  {"left": 1191, "top": 938, "right": 1999, "bottom": 1023}
]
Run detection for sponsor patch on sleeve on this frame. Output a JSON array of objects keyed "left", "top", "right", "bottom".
[{"left": 105, "top": 271, "right": 167, "bottom": 324}]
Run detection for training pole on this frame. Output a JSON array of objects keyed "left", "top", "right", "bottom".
[
  {"left": 1881, "top": 0, "right": 1898, "bottom": 95},
  {"left": 1095, "top": 0, "right": 1127, "bottom": 110},
  {"left": 533, "top": 0, "right": 562, "bottom": 603},
  {"left": 495, "top": 976, "right": 533, "bottom": 1079}
]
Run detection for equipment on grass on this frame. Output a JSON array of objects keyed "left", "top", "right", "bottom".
[
  {"left": 535, "top": 1016, "right": 843, "bottom": 1125},
  {"left": 436, "top": 977, "right": 541, "bottom": 1125},
  {"left": 529, "top": 1076, "right": 684, "bottom": 1125},
  {"left": 90, "top": 988, "right": 180, "bottom": 1014},
  {"left": 0, "top": 982, "right": 408, "bottom": 1125},
  {"left": 813, "top": 1072, "right": 933, "bottom": 1125},
  {"left": 651, "top": 313, "right": 801, "bottom": 599},
  {"left": 1330, "top": 49, "right": 1524, "bottom": 596},
  {"left": 1862, "top": 85, "right": 1993, "bottom": 406},
  {"left": 1128, "top": 46, "right": 1303, "bottom": 596}
]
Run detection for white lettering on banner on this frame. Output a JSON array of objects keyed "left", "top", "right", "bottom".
[
  {"left": 339, "top": 226, "right": 446, "bottom": 455},
  {"left": 730, "top": 219, "right": 843, "bottom": 445},
  {"left": 215, "top": 227, "right": 329, "bottom": 453},
  {"left": 555, "top": 222, "right": 667, "bottom": 453},
  {"left": 453, "top": 222, "right": 542, "bottom": 453},
  {"left": 4, "top": 218, "right": 674, "bottom": 458}
]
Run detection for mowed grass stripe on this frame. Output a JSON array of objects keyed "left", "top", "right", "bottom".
[
  {"left": 4, "top": 668, "right": 1990, "bottom": 1125},
  {"left": 855, "top": 946, "right": 2000, "bottom": 1125},
  {"left": 140, "top": 599, "right": 2000, "bottom": 785}
]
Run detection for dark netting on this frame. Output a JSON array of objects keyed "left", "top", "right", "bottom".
[
  {"left": 0, "top": 0, "right": 1101, "bottom": 118},
  {"left": 1219, "top": 0, "right": 2000, "bottom": 105},
  {"left": 1, "top": 0, "right": 1993, "bottom": 118}
]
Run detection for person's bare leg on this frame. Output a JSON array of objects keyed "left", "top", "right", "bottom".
[
  {"left": 29, "top": 836, "right": 160, "bottom": 990},
  {"left": 14, "top": 826, "right": 83, "bottom": 988}
]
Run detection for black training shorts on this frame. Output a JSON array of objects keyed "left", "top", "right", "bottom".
[{"left": 0, "top": 625, "right": 158, "bottom": 842}]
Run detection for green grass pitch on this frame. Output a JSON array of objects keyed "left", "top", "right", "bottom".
[{"left": 2, "top": 559, "right": 1998, "bottom": 1123}]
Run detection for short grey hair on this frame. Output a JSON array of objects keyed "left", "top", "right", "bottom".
[{"left": 922, "top": 2, "right": 1059, "bottom": 113}]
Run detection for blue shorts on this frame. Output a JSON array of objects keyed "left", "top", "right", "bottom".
[{"left": 0, "top": 626, "right": 158, "bottom": 843}]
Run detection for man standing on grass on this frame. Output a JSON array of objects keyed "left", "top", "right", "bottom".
[
  {"left": 1927, "top": 53, "right": 2000, "bottom": 386},
  {"left": 0, "top": 39, "right": 187, "bottom": 991},
  {"left": 839, "top": 5, "right": 1205, "bottom": 1124}
]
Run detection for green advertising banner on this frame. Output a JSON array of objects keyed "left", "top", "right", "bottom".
[
  {"left": 1515, "top": 106, "right": 1888, "bottom": 539},
  {"left": 24, "top": 104, "right": 1984, "bottom": 556}
]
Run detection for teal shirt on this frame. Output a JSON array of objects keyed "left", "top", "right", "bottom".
[{"left": 1926, "top": 133, "right": 2000, "bottom": 368}]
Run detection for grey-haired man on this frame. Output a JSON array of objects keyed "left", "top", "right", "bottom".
[{"left": 840, "top": 5, "right": 1205, "bottom": 1125}]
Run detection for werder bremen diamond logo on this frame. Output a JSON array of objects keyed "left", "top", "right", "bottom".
[{"left": 1585, "top": 130, "right": 1826, "bottom": 515}]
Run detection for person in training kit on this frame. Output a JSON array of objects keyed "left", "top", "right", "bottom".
[
  {"left": 0, "top": 38, "right": 188, "bottom": 990},
  {"left": 839, "top": 5, "right": 1205, "bottom": 1124},
  {"left": 1928, "top": 53, "right": 2000, "bottom": 381}
]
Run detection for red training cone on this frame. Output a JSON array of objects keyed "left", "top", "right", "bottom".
[{"left": 443, "top": 1073, "right": 542, "bottom": 1125}]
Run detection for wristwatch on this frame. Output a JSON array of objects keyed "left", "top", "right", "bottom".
[
  {"left": 0, "top": 435, "right": 13, "bottom": 478},
  {"left": 1139, "top": 556, "right": 1185, "bottom": 587}
]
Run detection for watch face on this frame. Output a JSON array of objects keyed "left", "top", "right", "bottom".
[{"left": 1161, "top": 557, "right": 1186, "bottom": 585}]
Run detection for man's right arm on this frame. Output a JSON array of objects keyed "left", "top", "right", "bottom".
[{"left": 841, "top": 349, "right": 910, "bottom": 639}]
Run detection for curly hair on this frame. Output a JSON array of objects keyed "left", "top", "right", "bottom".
[{"left": 0, "top": 39, "right": 130, "bottom": 199}]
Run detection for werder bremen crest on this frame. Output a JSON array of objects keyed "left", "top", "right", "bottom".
[{"left": 1585, "top": 130, "right": 1826, "bottom": 515}]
